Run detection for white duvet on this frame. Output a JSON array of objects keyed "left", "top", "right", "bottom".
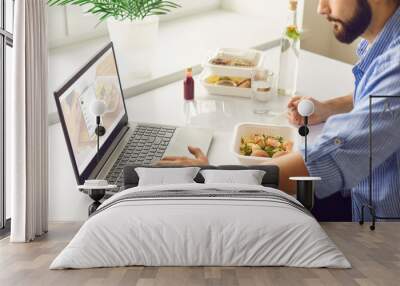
[{"left": 50, "top": 183, "right": 351, "bottom": 269}]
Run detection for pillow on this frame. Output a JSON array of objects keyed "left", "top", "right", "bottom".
[
  {"left": 200, "top": 169, "right": 266, "bottom": 185},
  {"left": 135, "top": 167, "right": 201, "bottom": 186}
]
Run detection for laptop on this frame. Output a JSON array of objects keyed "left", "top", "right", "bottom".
[{"left": 54, "top": 42, "right": 213, "bottom": 192}]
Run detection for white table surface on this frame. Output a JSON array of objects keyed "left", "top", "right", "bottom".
[
  {"left": 48, "top": 10, "right": 281, "bottom": 117},
  {"left": 48, "top": 48, "right": 355, "bottom": 221}
]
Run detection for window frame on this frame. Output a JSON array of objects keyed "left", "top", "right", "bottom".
[{"left": 0, "top": 0, "right": 13, "bottom": 233}]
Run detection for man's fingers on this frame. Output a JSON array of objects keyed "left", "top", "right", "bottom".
[
  {"left": 188, "top": 146, "right": 206, "bottom": 159},
  {"left": 154, "top": 160, "right": 184, "bottom": 166},
  {"left": 288, "top": 101, "right": 300, "bottom": 110},
  {"left": 288, "top": 95, "right": 314, "bottom": 109},
  {"left": 155, "top": 159, "right": 201, "bottom": 167},
  {"left": 287, "top": 96, "right": 303, "bottom": 108},
  {"left": 161, "top": 156, "right": 187, "bottom": 161},
  {"left": 287, "top": 111, "right": 303, "bottom": 126},
  {"left": 287, "top": 110, "right": 300, "bottom": 120},
  {"left": 156, "top": 147, "right": 208, "bottom": 167},
  {"left": 291, "top": 95, "right": 303, "bottom": 100}
]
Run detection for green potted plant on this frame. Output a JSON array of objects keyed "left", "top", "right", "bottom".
[{"left": 48, "top": 0, "right": 180, "bottom": 78}]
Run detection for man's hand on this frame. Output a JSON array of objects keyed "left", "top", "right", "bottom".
[
  {"left": 287, "top": 96, "right": 331, "bottom": 126},
  {"left": 155, "top": 146, "right": 209, "bottom": 166}
]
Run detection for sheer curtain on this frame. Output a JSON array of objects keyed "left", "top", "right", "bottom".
[{"left": 9, "top": 0, "right": 48, "bottom": 242}]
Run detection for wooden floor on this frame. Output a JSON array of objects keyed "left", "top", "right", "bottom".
[{"left": 0, "top": 222, "right": 399, "bottom": 286}]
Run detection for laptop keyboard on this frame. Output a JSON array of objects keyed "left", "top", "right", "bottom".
[{"left": 105, "top": 125, "right": 176, "bottom": 188}]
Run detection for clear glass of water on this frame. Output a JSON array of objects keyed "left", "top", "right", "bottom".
[{"left": 251, "top": 69, "right": 274, "bottom": 114}]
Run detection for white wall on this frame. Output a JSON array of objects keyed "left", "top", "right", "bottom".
[
  {"left": 221, "top": 0, "right": 307, "bottom": 50},
  {"left": 301, "top": 0, "right": 332, "bottom": 58},
  {"left": 48, "top": 6, "right": 107, "bottom": 49},
  {"left": 301, "top": 0, "right": 359, "bottom": 64},
  {"left": 159, "top": 0, "right": 220, "bottom": 21},
  {"left": 48, "top": 0, "right": 221, "bottom": 49},
  {"left": 221, "top": 0, "right": 289, "bottom": 31},
  {"left": 329, "top": 38, "right": 360, "bottom": 64},
  {"left": 47, "top": 1, "right": 363, "bottom": 222},
  {"left": 222, "top": 0, "right": 359, "bottom": 64}
]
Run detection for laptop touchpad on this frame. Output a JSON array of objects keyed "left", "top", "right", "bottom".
[{"left": 163, "top": 127, "right": 213, "bottom": 158}]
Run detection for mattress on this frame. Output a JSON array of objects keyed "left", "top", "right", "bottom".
[{"left": 50, "top": 183, "right": 351, "bottom": 269}]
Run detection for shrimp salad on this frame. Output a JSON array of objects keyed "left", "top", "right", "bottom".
[{"left": 240, "top": 134, "right": 293, "bottom": 158}]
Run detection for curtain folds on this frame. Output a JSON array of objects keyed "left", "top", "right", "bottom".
[{"left": 10, "top": 0, "right": 48, "bottom": 242}]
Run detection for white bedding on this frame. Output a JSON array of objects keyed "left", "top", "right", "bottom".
[{"left": 50, "top": 183, "right": 351, "bottom": 269}]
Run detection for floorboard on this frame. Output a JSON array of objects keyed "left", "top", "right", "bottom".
[{"left": 0, "top": 222, "right": 399, "bottom": 286}]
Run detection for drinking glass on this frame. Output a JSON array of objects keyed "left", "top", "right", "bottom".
[{"left": 251, "top": 69, "right": 274, "bottom": 114}]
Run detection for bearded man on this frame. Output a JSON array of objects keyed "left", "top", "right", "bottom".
[{"left": 158, "top": 0, "right": 400, "bottom": 222}]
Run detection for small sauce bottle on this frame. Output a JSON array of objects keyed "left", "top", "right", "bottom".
[{"left": 184, "top": 67, "right": 194, "bottom": 100}]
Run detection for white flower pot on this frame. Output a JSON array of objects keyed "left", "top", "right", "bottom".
[{"left": 107, "top": 16, "right": 159, "bottom": 81}]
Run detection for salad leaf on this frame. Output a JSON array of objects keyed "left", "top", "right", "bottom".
[{"left": 286, "top": 26, "right": 301, "bottom": 41}]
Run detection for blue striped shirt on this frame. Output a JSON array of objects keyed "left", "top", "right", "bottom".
[{"left": 306, "top": 6, "right": 400, "bottom": 221}]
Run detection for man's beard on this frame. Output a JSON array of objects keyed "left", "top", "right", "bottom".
[{"left": 327, "top": 0, "right": 372, "bottom": 44}]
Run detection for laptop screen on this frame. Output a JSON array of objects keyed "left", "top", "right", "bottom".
[{"left": 54, "top": 43, "right": 128, "bottom": 185}]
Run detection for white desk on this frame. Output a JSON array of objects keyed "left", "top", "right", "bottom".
[
  {"left": 48, "top": 9, "right": 282, "bottom": 120},
  {"left": 48, "top": 48, "right": 355, "bottom": 221}
]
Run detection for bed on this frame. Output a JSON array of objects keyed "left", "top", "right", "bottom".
[{"left": 50, "top": 165, "right": 351, "bottom": 269}]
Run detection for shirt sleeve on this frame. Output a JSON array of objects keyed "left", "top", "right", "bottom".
[{"left": 306, "top": 57, "right": 400, "bottom": 198}]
